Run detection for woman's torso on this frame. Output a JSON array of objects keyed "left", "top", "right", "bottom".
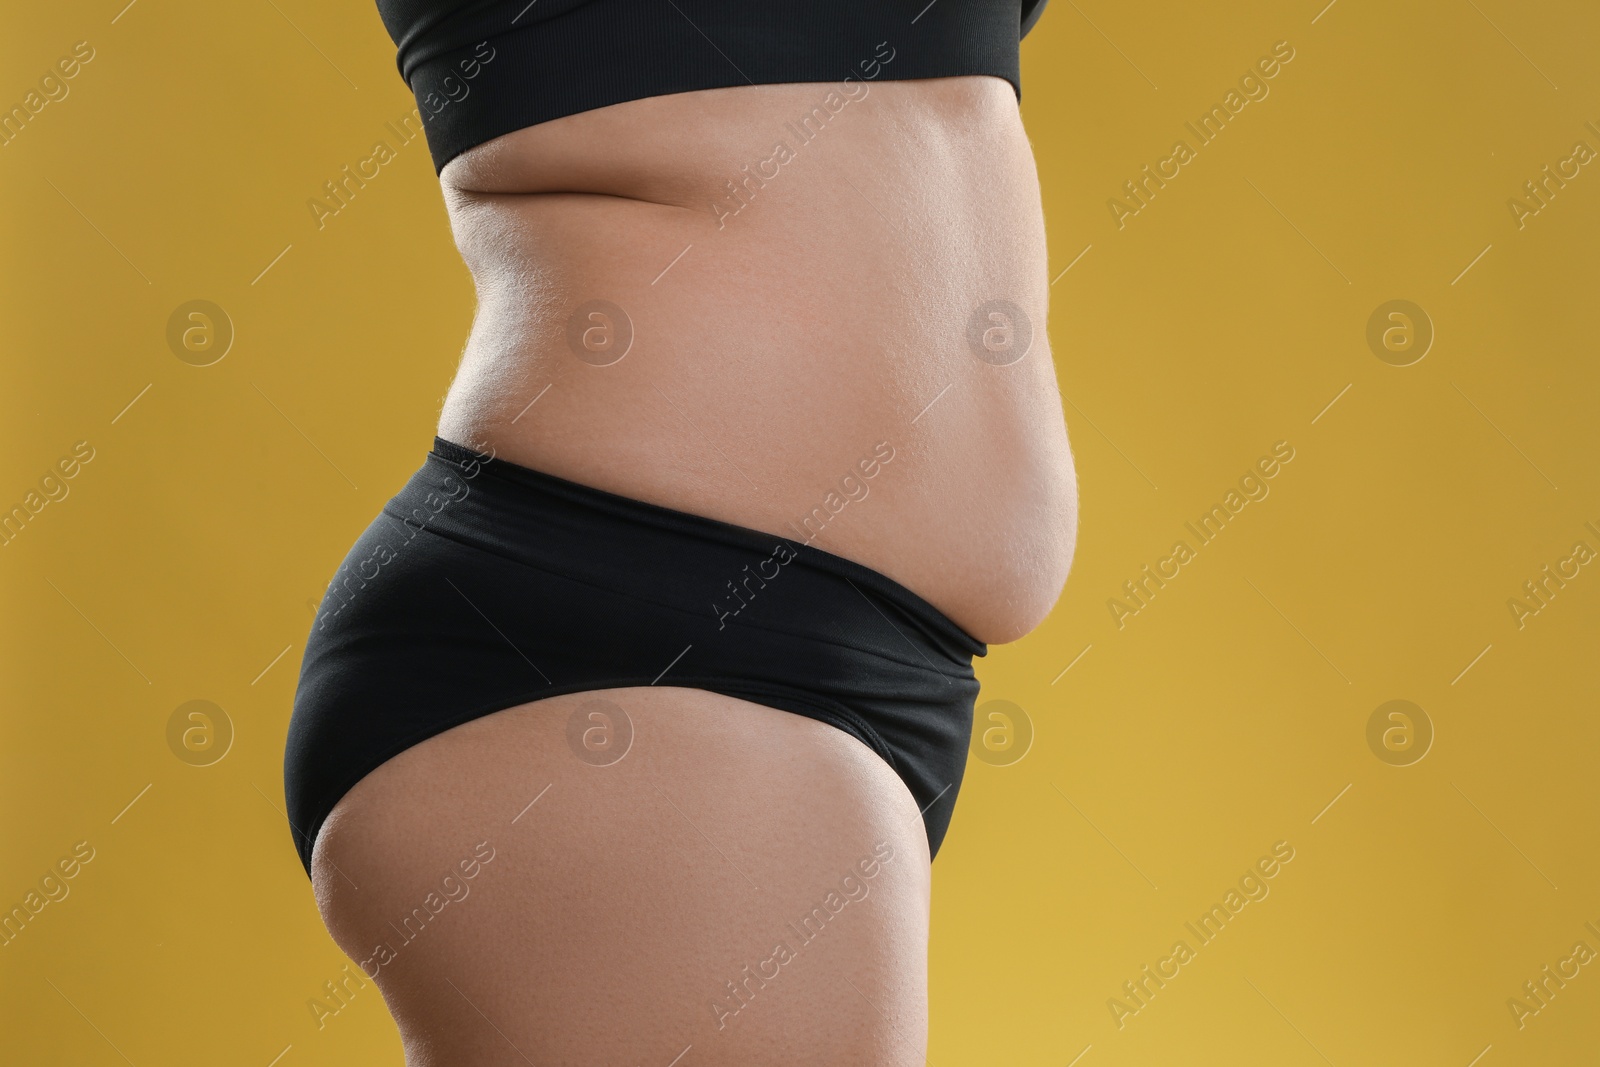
[{"left": 433, "top": 73, "right": 1076, "bottom": 644}]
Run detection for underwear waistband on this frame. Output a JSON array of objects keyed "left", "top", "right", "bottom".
[{"left": 414, "top": 437, "right": 988, "bottom": 666}]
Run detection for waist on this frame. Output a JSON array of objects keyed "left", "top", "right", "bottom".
[{"left": 432, "top": 77, "right": 1077, "bottom": 643}]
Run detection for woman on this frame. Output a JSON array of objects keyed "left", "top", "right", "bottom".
[{"left": 284, "top": 1, "right": 1076, "bottom": 1063}]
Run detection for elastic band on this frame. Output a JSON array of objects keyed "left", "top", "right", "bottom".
[{"left": 428, "top": 436, "right": 987, "bottom": 657}]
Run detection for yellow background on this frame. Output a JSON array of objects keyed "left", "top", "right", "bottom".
[{"left": 3, "top": 1, "right": 1596, "bottom": 1064}]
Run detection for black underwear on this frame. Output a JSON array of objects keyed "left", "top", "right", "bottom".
[{"left": 283, "top": 438, "right": 987, "bottom": 877}]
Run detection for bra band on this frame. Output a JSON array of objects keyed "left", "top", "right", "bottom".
[{"left": 372, "top": 0, "right": 1050, "bottom": 173}]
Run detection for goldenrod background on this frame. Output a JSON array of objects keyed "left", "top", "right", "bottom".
[{"left": 3, "top": 1, "right": 1597, "bottom": 1064}]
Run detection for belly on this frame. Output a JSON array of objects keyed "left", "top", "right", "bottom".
[{"left": 434, "top": 76, "right": 1077, "bottom": 644}]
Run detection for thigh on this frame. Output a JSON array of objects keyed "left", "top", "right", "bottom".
[{"left": 310, "top": 686, "right": 933, "bottom": 1067}]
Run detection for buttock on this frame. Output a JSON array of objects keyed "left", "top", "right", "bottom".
[{"left": 282, "top": 437, "right": 987, "bottom": 877}]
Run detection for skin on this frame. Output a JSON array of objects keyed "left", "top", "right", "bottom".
[
  {"left": 315, "top": 689, "right": 933, "bottom": 1066},
  {"left": 313, "top": 74, "right": 1077, "bottom": 1065}
]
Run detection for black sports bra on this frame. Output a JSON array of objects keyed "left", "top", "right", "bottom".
[{"left": 374, "top": 0, "right": 1051, "bottom": 174}]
